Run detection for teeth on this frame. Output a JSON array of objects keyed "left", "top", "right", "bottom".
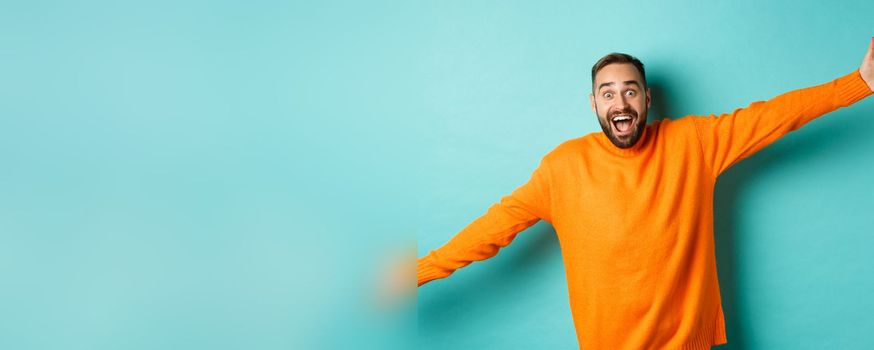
[{"left": 612, "top": 115, "right": 632, "bottom": 122}]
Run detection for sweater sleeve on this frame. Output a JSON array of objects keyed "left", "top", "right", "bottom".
[
  {"left": 690, "top": 70, "right": 872, "bottom": 178},
  {"left": 417, "top": 156, "right": 554, "bottom": 287}
]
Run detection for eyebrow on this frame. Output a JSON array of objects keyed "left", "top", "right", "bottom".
[{"left": 597, "top": 80, "right": 641, "bottom": 92}]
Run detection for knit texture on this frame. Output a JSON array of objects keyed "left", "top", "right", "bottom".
[{"left": 418, "top": 70, "right": 871, "bottom": 349}]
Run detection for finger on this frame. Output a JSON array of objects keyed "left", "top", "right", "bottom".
[{"left": 868, "top": 37, "right": 874, "bottom": 59}]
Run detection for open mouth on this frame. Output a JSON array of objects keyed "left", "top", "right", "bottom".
[{"left": 610, "top": 114, "right": 635, "bottom": 136}]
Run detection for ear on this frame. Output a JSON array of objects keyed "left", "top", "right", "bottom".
[
  {"left": 589, "top": 93, "right": 596, "bottom": 113},
  {"left": 645, "top": 87, "right": 652, "bottom": 109}
]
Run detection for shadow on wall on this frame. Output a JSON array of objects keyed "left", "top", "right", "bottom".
[{"left": 417, "top": 222, "right": 563, "bottom": 342}]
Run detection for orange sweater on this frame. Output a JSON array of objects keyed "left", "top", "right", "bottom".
[{"left": 417, "top": 70, "right": 872, "bottom": 349}]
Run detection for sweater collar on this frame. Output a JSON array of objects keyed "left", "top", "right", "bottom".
[{"left": 594, "top": 124, "right": 651, "bottom": 157}]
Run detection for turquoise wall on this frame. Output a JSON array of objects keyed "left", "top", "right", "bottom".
[
  {"left": 1, "top": 1, "right": 418, "bottom": 349},
  {"left": 2, "top": 1, "right": 872, "bottom": 349},
  {"left": 416, "top": 1, "right": 874, "bottom": 349}
]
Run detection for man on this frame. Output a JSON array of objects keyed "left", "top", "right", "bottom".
[{"left": 417, "top": 39, "right": 874, "bottom": 349}]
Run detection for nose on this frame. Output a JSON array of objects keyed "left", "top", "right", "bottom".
[{"left": 616, "top": 94, "right": 629, "bottom": 108}]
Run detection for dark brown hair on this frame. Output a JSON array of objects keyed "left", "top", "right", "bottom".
[{"left": 591, "top": 53, "right": 646, "bottom": 90}]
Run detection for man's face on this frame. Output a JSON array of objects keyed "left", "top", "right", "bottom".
[{"left": 589, "top": 63, "right": 651, "bottom": 149}]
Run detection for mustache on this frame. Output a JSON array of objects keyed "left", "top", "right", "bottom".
[{"left": 609, "top": 107, "right": 638, "bottom": 119}]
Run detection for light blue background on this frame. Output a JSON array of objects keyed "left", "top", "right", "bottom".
[
  {"left": 415, "top": 1, "right": 874, "bottom": 349},
  {"left": 1, "top": 1, "right": 419, "bottom": 349},
  {"left": 1, "top": 1, "right": 872, "bottom": 350}
]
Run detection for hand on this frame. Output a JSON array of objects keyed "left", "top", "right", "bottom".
[
  {"left": 371, "top": 249, "right": 416, "bottom": 312},
  {"left": 861, "top": 37, "right": 874, "bottom": 92}
]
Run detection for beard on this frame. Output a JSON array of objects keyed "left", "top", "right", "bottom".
[{"left": 595, "top": 105, "right": 648, "bottom": 149}]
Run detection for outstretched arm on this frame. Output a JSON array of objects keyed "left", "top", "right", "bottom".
[
  {"left": 690, "top": 38, "right": 874, "bottom": 178},
  {"left": 417, "top": 157, "right": 553, "bottom": 287}
]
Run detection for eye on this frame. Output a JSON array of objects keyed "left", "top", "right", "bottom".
[
  {"left": 603, "top": 92, "right": 613, "bottom": 99},
  {"left": 625, "top": 90, "right": 636, "bottom": 97}
]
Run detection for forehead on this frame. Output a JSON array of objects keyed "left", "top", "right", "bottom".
[{"left": 593, "top": 63, "right": 643, "bottom": 87}]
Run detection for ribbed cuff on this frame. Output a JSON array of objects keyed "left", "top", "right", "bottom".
[
  {"left": 835, "top": 69, "right": 873, "bottom": 107},
  {"left": 417, "top": 252, "right": 450, "bottom": 287}
]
